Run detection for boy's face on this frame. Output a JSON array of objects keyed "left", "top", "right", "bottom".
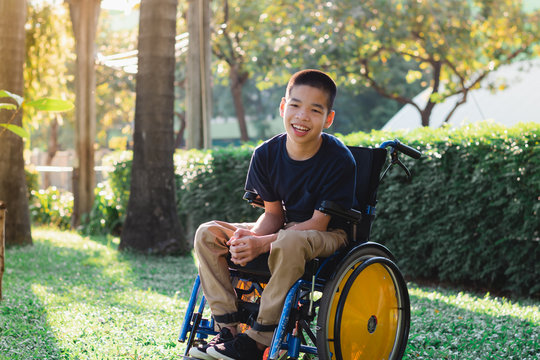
[{"left": 280, "top": 85, "right": 335, "bottom": 148}]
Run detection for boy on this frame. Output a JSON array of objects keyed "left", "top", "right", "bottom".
[{"left": 190, "top": 69, "right": 356, "bottom": 360}]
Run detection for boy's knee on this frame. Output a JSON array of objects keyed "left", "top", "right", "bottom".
[{"left": 193, "top": 221, "right": 218, "bottom": 252}]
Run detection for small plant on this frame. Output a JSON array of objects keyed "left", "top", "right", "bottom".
[
  {"left": 29, "top": 187, "right": 73, "bottom": 229},
  {"left": 0, "top": 89, "right": 73, "bottom": 139}
]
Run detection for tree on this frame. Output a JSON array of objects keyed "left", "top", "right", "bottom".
[
  {"left": 67, "top": 0, "right": 101, "bottom": 226},
  {"left": 186, "top": 0, "right": 211, "bottom": 149},
  {"left": 324, "top": 0, "right": 540, "bottom": 126},
  {"left": 0, "top": 0, "right": 32, "bottom": 246},
  {"left": 120, "top": 0, "right": 187, "bottom": 254},
  {"left": 210, "top": 0, "right": 279, "bottom": 142}
]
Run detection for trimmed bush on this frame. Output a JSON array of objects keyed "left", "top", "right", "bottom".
[
  {"left": 176, "top": 146, "right": 262, "bottom": 238},
  {"left": 341, "top": 122, "right": 539, "bottom": 296}
]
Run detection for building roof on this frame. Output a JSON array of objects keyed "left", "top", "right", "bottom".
[{"left": 383, "top": 59, "right": 540, "bottom": 130}]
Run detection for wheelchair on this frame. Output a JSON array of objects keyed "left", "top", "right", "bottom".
[{"left": 178, "top": 139, "right": 422, "bottom": 360}]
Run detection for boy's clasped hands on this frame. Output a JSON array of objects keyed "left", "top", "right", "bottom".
[{"left": 228, "top": 228, "right": 262, "bottom": 266}]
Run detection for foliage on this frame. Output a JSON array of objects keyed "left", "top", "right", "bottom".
[
  {"left": 79, "top": 182, "right": 123, "bottom": 236},
  {"left": 29, "top": 188, "right": 73, "bottom": 230},
  {"left": 95, "top": 10, "right": 137, "bottom": 149},
  {"left": 25, "top": 167, "right": 40, "bottom": 199},
  {"left": 175, "top": 146, "right": 262, "bottom": 238},
  {"left": 25, "top": 1, "right": 75, "bottom": 150},
  {"left": 0, "top": 90, "right": 73, "bottom": 139},
  {"left": 321, "top": 0, "right": 540, "bottom": 126},
  {"left": 209, "top": 0, "right": 420, "bottom": 138},
  {"left": 1, "top": 228, "right": 538, "bottom": 359},
  {"left": 79, "top": 151, "right": 132, "bottom": 236},
  {"left": 341, "top": 122, "right": 540, "bottom": 296}
]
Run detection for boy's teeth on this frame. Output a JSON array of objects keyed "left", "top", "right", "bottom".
[{"left": 293, "top": 124, "right": 309, "bottom": 131}]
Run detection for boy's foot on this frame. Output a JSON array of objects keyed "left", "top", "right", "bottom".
[
  {"left": 206, "top": 333, "right": 265, "bottom": 360},
  {"left": 188, "top": 327, "right": 235, "bottom": 360}
]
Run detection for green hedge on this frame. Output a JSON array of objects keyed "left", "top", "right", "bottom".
[
  {"left": 83, "top": 122, "right": 538, "bottom": 296},
  {"left": 341, "top": 122, "right": 539, "bottom": 297},
  {"left": 175, "top": 146, "right": 262, "bottom": 237},
  {"left": 80, "top": 147, "right": 262, "bottom": 237}
]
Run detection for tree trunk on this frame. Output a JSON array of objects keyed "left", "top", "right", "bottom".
[
  {"left": 174, "top": 111, "right": 186, "bottom": 149},
  {"left": 68, "top": 0, "right": 100, "bottom": 227},
  {"left": 0, "top": 202, "right": 6, "bottom": 299},
  {"left": 0, "top": 0, "right": 32, "bottom": 246},
  {"left": 229, "top": 64, "right": 249, "bottom": 142},
  {"left": 186, "top": 0, "right": 212, "bottom": 149},
  {"left": 119, "top": 0, "right": 187, "bottom": 255},
  {"left": 43, "top": 116, "right": 59, "bottom": 188}
]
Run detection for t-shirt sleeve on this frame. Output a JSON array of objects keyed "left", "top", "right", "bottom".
[{"left": 244, "top": 145, "right": 278, "bottom": 202}]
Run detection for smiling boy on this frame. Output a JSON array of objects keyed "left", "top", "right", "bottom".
[{"left": 190, "top": 69, "right": 356, "bottom": 360}]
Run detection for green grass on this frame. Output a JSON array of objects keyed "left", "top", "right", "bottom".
[{"left": 1, "top": 228, "right": 538, "bottom": 359}]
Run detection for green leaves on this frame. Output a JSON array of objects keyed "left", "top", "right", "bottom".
[
  {"left": 0, "top": 124, "right": 29, "bottom": 139},
  {"left": 24, "top": 98, "right": 74, "bottom": 112},
  {"left": 0, "top": 103, "right": 17, "bottom": 111},
  {"left": 0, "top": 89, "right": 73, "bottom": 139},
  {"left": 0, "top": 89, "right": 23, "bottom": 107},
  {"left": 357, "top": 121, "right": 540, "bottom": 297},
  {"left": 0, "top": 90, "right": 28, "bottom": 139}
]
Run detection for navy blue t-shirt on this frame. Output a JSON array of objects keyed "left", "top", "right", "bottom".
[{"left": 245, "top": 133, "right": 356, "bottom": 230}]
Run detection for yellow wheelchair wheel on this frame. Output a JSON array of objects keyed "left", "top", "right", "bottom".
[{"left": 316, "top": 246, "right": 410, "bottom": 360}]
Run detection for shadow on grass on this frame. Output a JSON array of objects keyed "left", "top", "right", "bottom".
[
  {"left": 0, "top": 229, "right": 199, "bottom": 359},
  {"left": 0, "top": 243, "right": 72, "bottom": 359},
  {"left": 2, "top": 229, "right": 538, "bottom": 359}
]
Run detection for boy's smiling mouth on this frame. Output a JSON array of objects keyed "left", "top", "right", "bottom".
[{"left": 292, "top": 124, "right": 309, "bottom": 132}]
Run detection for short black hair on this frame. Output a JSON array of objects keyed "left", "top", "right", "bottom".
[{"left": 286, "top": 69, "right": 337, "bottom": 111}]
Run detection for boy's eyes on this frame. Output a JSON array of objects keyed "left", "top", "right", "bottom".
[{"left": 288, "top": 103, "right": 323, "bottom": 113}]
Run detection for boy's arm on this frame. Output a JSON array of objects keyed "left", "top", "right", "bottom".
[
  {"left": 251, "top": 200, "right": 285, "bottom": 235},
  {"left": 283, "top": 210, "right": 331, "bottom": 232}
]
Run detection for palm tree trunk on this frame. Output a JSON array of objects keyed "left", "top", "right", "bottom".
[
  {"left": 120, "top": 0, "right": 187, "bottom": 254},
  {"left": 186, "top": 0, "right": 211, "bottom": 149},
  {"left": 0, "top": 0, "right": 32, "bottom": 246},
  {"left": 68, "top": 0, "right": 100, "bottom": 226}
]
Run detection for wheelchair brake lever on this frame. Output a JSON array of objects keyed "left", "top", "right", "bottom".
[
  {"left": 396, "top": 158, "right": 412, "bottom": 179},
  {"left": 380, "top": 149, "right": 412, "bottom": 182}
]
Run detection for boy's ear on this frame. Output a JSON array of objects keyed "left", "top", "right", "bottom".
[
  {"left": 279, "top": 97, "right": 286, "bottom": 117},
  {"left": 324, "top": 110, "right": 335, "bottom": 129}
]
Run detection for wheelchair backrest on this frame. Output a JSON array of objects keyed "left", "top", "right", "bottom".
[{"left": 347, "top": 146, "right": 387, "bottom": 242}]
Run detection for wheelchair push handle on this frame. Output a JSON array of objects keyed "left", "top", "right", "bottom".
[
  {"left": 379, "top": 139, "right": 422, "bottom": 181},
  {"left": 394, "top": 139, "right": 422, "bottom": 159},
  {"left": 380, "top": 139, "right": 422, "bottom": 159}
]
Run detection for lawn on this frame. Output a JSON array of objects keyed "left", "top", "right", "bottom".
[{"left": 0, "top": 228, "right": 538, "bottom": 359}]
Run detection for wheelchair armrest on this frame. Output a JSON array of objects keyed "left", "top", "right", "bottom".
[
  {"left": 243, "top": 191, "right": 265, "bottom": 208},
  {"left": 319, "top": 200, "right": 362, "bottom": 223}
]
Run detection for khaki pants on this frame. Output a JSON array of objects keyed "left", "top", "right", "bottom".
[{"left": 193, "top": 220, "right": 347, "bottom": 346}]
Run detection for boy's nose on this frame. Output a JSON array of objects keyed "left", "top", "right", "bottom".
[{"left": 295, "top": 109, "right": 307, "bottom": 120}]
